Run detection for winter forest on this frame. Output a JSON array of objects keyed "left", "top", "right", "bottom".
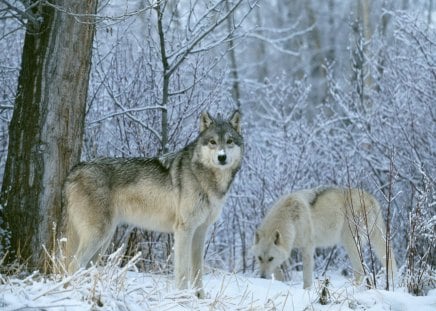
[{"left": 0, "top": 0, "right": 435, "bottom": 309}]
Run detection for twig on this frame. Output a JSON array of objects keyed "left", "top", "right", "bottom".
[{"left": 32, "top": 269, "right": 89, "bottom": 300}]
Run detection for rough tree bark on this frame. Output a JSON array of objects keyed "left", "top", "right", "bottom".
[{"left": 0, "top": 0, "right": 98, "bottom": 271}]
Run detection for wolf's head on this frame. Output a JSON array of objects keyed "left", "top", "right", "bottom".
[
  {"left": 196, "top": 110, "right": 243, "bottom": 170},
  {"left": 252, "top": 229, "right": 288, "bottom": 279}
]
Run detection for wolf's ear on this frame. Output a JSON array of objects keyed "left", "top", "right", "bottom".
[
  {"left": 274, "top": 230, "right": 281, "bottom": 246},
  {"left": 229, "top": 110, "right": 241, "bottom": 134},
  {"left": 200, "top": 112, "right": 213, "bottom": 132},
  {"left": 255, "top": 231, "right": 261, "bottom": 244}
]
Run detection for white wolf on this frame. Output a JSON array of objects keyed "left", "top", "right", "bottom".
[
  {"left": 63, "top": 110, "right": 243, "bottom": 298},
  {"left": 252, "top": 187, "right": 397, "bottom": 288}
]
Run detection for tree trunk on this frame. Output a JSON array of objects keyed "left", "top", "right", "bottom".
[
  {"left": 358, "top": 0, "right": 371, "bottom": 43},
  {"left": 0, "top": 0, "right": 97, "bottom": 271},
  {"left": 226, "top": 0, "right": 241, "bottom": 108},
  {"left": 156, "top": 2, "right": 169, "bottom": 154}
]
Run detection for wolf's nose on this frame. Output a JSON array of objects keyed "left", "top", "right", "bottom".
[{"left": 218, "top": 154, "right": 227, "bottom": 164}]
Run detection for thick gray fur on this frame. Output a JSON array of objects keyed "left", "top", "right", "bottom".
[{"left": 63, "top": 110, "right": 243, "bottom": 298}]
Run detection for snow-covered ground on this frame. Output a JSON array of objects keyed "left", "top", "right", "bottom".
[{"left": 1, "top": 258, "right": 435, "bottom": 311}]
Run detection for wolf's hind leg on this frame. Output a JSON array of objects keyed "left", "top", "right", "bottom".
[
  {"left": 342, "top": 231, "right": 365, "bottom": 284},
  {"left": 68, "top": 229, "right": 110, "bottom": 274},
  {"left": 370, "top": 224, "right": 397, "bottom": 281},
  {"left": 89, "top": 233, "right": 114, "bottom": 268}
]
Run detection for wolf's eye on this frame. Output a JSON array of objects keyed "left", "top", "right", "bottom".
[
  {"left": 209, "top": 139, "right": 217, "bottom": 145},
  {"left": 258, "top": 256, "right": 263, "bottom": 263},
  {"left": 268, "top": 257, "right": 274, "bottom": 262},
  {"left": 226, "top": 138, "right": 234, "bottom": 145}
]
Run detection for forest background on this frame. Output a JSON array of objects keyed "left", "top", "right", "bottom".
[{"left": 0, "top": 0, "right": 434, "bottom": 297}]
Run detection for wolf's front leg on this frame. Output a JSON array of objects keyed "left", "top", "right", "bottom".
[
  {"left": 174, "top": 229, "right": 194, "bottom": 290},
  {"left": 302, "top": 246, "right": 314, "bottom": 289},
  {"left": 273, "top": 267, "right": 284, "bottom": 281},
  {"left": 191, "top": 223, "right": 209, "bottom": 298}
]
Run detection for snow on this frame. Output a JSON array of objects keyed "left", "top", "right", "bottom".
[{"left": 1, "top": 264, "right": 435, "bottom": 310}]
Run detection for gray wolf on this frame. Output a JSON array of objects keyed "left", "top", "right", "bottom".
[
  {"left": 252, "top": 187, "right": 397, "bottom": 288},
  {"left": 63, "top": 110, "right": 243, "bottom": 298}
]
